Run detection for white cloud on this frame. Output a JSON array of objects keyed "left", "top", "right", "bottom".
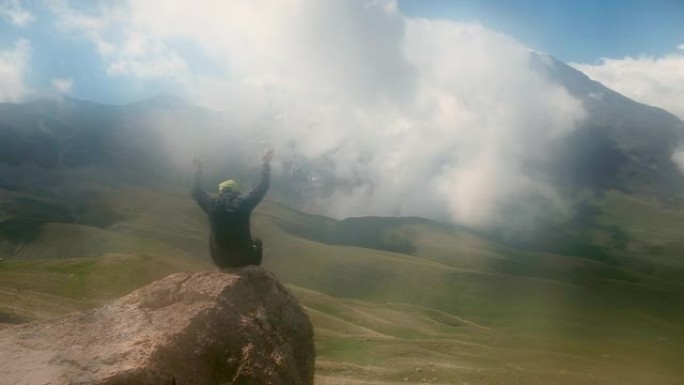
[
  {"left": 49, "top": 1, "right": 190, "bottom": 79},
  {"left": 0, "top": 39, "right": 30, "bottom": 102},
  {"left": 0, "top": 0, "right": 34, "bottom": 26},
  {"left": 106, "top": 48, "right": 189, "bottom": 79},
  {"left": 671, "top": 147, "right": 684, "bottom": 174},
  {"left": 51, "top": 77, "right": 73, "bottom": 93},
  {"left": 48, "top": 0, "right": 117, "bottom": 55},
  {"left": 572, "top": 46, "right": 684, "bottom": 120},
  {"left": 50, "top": 0, "right": 587, "bottom": 228}
]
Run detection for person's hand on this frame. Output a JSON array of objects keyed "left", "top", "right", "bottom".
[
  {"left": 192, "top": 156, "right": 202, "bottom": 171},
  {"left": 262, "top": 149, "right": 274, "bottom": 165}
]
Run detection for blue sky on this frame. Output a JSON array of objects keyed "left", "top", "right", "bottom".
[
  {"left": 399, "top": 0, "right": 684, "bottom": 63},
  {"left": 0, "top": 0, "right": 682, "bottom": 110}
]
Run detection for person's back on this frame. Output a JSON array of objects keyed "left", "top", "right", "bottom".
[
  {"left": 206, "top": 193, "right": 260, "bottom": 267},
  {"left": 192, "top": 150, "right": 273, "bottom": 268}
]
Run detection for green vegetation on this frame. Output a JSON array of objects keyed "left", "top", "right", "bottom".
[
  {"left": 0, "top": 254, "right": 209, "bottom": 320},
  {"left": 0, "top": 186, "right": 682, "bottom": 384},
  {"left": 0, "top": 196, "right": 74, "bottom": 242}
]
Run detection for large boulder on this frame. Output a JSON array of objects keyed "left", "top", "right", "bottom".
[{"left": 0, "top": 267, "right": 315, "bottom": 385}]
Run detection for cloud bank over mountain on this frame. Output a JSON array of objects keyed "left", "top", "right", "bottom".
[
  {"left": 572, "top": 44, "right": 684, "bottom": 120},
  {"left": 46, "top": 0, "right": 589, "bottom": 228},
  {"left": 0, "top": 39, "right": 30, "bottom": 102}
]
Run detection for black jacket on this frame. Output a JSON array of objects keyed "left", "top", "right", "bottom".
[{"left": 192, "top": 164, "right": 270, "bottom": 267}]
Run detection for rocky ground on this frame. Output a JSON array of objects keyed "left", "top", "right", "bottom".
[{"left": 0, "top": 267, "right": 315, "bottom": 385}]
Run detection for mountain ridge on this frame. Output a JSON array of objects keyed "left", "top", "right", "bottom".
[{"left": 2, "top": 53, "right": 683, "bottom": 205}]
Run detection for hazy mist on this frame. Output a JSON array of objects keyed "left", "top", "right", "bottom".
[{"left": 42, "top": 0, "right": 600, "bottom": 229}]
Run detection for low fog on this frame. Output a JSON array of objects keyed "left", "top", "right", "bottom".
[{"left": 51, "top": 0, "right": 593, "bottom": 228}]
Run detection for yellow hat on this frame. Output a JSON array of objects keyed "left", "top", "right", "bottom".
[{"left": 218, "top": 179, "right": 240, "bottom": 193}]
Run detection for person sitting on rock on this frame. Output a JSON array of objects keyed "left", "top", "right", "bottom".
[{"left": 191, "top": 150, "right": 273, "bottom": 268}]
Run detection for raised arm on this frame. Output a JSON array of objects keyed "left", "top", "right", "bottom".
[
  {"left": 243, "top": 150, "right": 273, "bottom": 210},
  {"left": 191, "top": 157, "right": 214, "bottom": 213}
]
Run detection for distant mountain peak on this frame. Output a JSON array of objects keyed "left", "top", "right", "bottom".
[
  {"left": 528, "top": 50, "right": 557, "bottom": 69},
  {"left": 138, "top": 93, "right": 191, "bottom": 108}
]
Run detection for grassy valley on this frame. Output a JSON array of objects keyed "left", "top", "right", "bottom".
[{"left": 0, "top": 181, "right": 682, "bottom": 384}]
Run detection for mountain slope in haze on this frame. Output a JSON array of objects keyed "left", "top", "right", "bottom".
[
  {"left": 2, "top": 54, "right": 683, "bottom": 296},
  {"left": 0, "top": 52, "right": 683, "bottom": 216},
  {"left": 0, "top": 95, "right": 226, "bottom": 184},
  {"left": 531, "top": 52, "right": 684, "bottom": 198}
]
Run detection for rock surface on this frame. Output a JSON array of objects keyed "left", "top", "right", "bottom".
[{"left": 0, "top": 267, "right": 315, "bottom": 385}]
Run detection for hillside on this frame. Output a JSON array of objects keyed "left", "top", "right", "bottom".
[
  {"left": 1, "top": 64, "right": 683, "bottom": 383},
  {"left": 1, "top": 181, "right": 683, "bottom": 384},
  {"left": 530, "top": 52, "right": 684, "bottom": 198},
  {"left": 0, "top": 71, "right": 683, "bottom": 216}
]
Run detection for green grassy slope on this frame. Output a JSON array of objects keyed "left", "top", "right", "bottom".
[
  {"left": 0, "top": 254, "right": 210, "bottom": 321},
  {"left": 0, "top": 185, "right": 682, "bottom": 384},
  {"left": 252, "top": 200, "right": 684, "bottom": 384}
]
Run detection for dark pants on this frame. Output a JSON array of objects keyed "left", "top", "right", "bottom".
[{"left": 210, "top": 238, "right": 263, "bottom": 268}]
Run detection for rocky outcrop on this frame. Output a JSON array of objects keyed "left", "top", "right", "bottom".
[{"left": 0, "top": 267, "right": 315, "bottom": 385}]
